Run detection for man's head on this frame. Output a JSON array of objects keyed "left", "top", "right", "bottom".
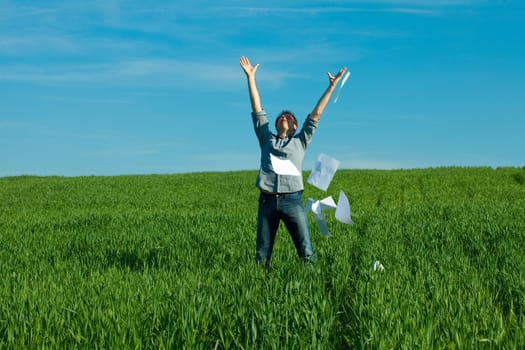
[{"left": 275, "top": 111, "right": 298, "bottom": 137}]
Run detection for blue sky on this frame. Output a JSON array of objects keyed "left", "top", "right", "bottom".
[{"left": 1, "top": 0, "right": 524, "bottom": 177}]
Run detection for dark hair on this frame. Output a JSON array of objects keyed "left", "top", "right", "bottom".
[{"left": 275, "top": 110, "right": 298, "bottom": 131}]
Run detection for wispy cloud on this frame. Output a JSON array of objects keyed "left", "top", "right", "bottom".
[
  {"left": 0, "top": 53, "right": 312, "bottom": 87},
  {"left": 0, "top": 119, "right": 114, "bottom": 142},
  {"left": 221, "top": 6, "right": 437, "bottom": 16},
  {"left": 0, "top": 35, "right": 79, "bottom": 55},
  {"left": 0, "top": 6, "right": 59, "bottom": 20},
  {"left": 323, "top": 0, "right": 485, "bottom": 5},
  {"left": 0, "top": 59, "right": 246, "bottom": 87},
  {"left": 0, "top": 0, "right": 485, "bottom": 89},
  {"left": 0, "top": 1, "right": 489, "bottom": 86},
  {"left": 218, "top": 0, "right": 488, "bottom": 18},
  {"left": 363, "top": 0, "right": 483, "bottom": 4}
]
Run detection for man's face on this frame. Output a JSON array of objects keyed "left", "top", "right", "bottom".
[{"left": 276, "top": 114, "right": 297, "bottom": 135}]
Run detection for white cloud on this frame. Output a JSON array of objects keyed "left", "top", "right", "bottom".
[
  {"left": 0, "top": 5, "right": 59, "bottom": 20},
  {"left": 220, "top": 5, "right": 437, "bottom": 16},
  {"left": 0, "top": 35, "right": 79, "bottom": 55},
  {"left": 365, "top": 0, "right": 483, "bottom": 4},
  {"left": 0, "top": 57, "right": 303, "bottom": 88},
  {"left": 324, "top": 0, "right": 485, "bottom": 5},
  {"left": 218, "top": 0, "right": 490, "bottom": 18}
]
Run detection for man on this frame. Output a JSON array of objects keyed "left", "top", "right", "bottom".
[{"left": 240, "top": 56, "right": 346, "bottom": 266}]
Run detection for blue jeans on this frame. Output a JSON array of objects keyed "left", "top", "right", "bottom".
[{"left": 256, "top": 191, "right": 315, "bottom": 264}]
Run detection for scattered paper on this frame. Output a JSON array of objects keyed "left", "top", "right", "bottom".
[
  {"left": 334, "top": 71, "right": 351, "bottom": 103},
  {"left": 306, "top": 198, "right": 330, "bottom": 237},
  {"left": 270, "top": 153, "right": 301, "bottom": 176},
  {"left": 307, "top": 153, "right": 340, "bottom": 191},
  {"left": 318, "top": 196, "right": 337, "bottom": 210},
  {"left": 335, "top": 190, "right": 353, "bottom": 224},
  {"left": 307, "top": 191, "right": 353, "bottom": 236},
  {"left": 373, "top": 260, "right": 385, "bottom": 272},
  {"left": 307, "top": 196, "right": 337, "bottom": 214},
  {"left": 306, "top": 197, "right": 335, "bottom": 237}
]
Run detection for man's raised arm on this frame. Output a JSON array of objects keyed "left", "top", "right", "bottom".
[
  {"left": 240, "top": 56, "right": 263, "bottom": 113},
  {"left": 309, "top": 67, "right": 347, "bottom": 121}
]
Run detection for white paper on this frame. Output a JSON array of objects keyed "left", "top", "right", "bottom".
[
  {"left": 270, "top": 153, "right": 301, "bottom": 176},
  {"left": 311, "top": 199, "right": 322, "bottom": 215},
  {"left": 307, "top": 153, "right": 340, "bottom": 191},
  {"left": 334, "top": 71, "right": 351, "bottom": 103},
  {"left": 335, "top": 190, "right": 353, "bottom": 224},
  {"left": 306, "top": 196, "right": 336, "bottom": 214},
  {"left": 373, "top": 260, "right": 385, "bottom": 272},
  {"left": 306, "top": 196, "right": 337, "bottom": 237},
  {"left": 319, "top": 196, "right": 337, "bottom": 210}
]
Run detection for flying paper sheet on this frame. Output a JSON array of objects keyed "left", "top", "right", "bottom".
[
  {"left": 307, "top": 191, "right": 353, "bottom": 236},
  {"left": 318, "top": 196, "right": 337, "bottom": 210},
  {"left": 306, "top": 196, "right": 337, "bottom": 237},
  {"left": 306, "top": 196, "right": 337, "bottom": 215},
  {"left": 335, "top": 190, "right": 353, "bottom": 224},
  {"left": 334, "top": 71, "right": 351, "bottom": 103},
  {"left": 307, "top": 153, "right": 341, "bottom": 191},
  {"left": 270, "top": 153, "right": 301, "bottom": 176}
]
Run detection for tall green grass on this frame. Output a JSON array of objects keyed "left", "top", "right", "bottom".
[{"left": 1, "top": 167, "right": 524, "bottom": 348}]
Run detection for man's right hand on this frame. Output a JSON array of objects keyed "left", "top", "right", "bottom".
[{"left": 240, "top": 56, "right": 260, "bottom": 78}]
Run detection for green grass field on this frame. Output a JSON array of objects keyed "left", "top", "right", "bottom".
[{"left": 1, "top": 167, "right": 524, "bottom": 349}]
